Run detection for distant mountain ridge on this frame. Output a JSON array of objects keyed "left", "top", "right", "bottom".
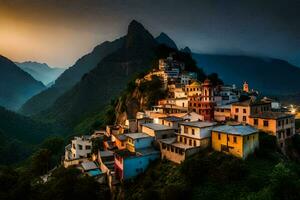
[
  {"left": 192, "top": 53, "right": 300, "bottom": 95},
  {"left": 16, "top": 61, "right": 65, "bottom": 85},
  {"left": 20, "top": 37, "right": 125, "bottom": 116},
  {"left": 0, "top": 55, "right": 45, "bottom": 110}
]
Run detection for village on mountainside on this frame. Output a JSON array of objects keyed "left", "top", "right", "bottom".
[{"left": 61, "top": 54, "right": 299, "bottom": 192}]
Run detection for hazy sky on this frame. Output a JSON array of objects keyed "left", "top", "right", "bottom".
[{"left": 0, "top": 0, "right": 299, "bottom": 67}]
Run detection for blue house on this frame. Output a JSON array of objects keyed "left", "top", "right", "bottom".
[{"left": 114, "top": 133, "right": 159, "bottom": 180}]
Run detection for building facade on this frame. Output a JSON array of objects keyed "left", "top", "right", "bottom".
[{"left": 211, "top": 125, "right": 259, "bottom": 159}]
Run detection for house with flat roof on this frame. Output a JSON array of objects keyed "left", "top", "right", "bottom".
[
  {"left": 111, "top": 133, "right": 127, "bottom": 150},
  {"left": 231, "top": 99, "right": 271, "bottom": 123},
  {"left": 214, "top": 104, "right": 232, "bottom": 122},
  {"left": 249, "top": 111, "right": 295, "bottom": 149},
  {"left": 156, "top": 116, "right": 184, "bottom": 130},
  {"left": 125, "top": 133, "right": 154, "bottom": 152},
  {"left": 141, "top": 123, "right": 176, "bottom": 140},
  {"left": 159, "top": 121, "right": 217, "bottom": 164},
  {"left": 211, "top": 125, "right": 259, "bottom": 159},
  {"left": 114, "top": 148, "right": 159, "bottom": 181}
]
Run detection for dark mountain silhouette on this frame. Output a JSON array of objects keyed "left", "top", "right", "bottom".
[
  {"left": 20, "top": 37, "right": 125, "bottom": 116},
  {"left": 36, "top": 20, "right": 157, "bottom": 131},
  {"left": 0, "top": 55, "right": 45, "bottom": 110},
  {"left": 181, "top": 47, "right": 192, "bottom": 54},
  {"left": 156, "top": 32, "right": 178, "bottom": 49},
  {"left": 192, "top": 53, "right": 300, "bottom": 95},
  {"left": 16, "top": 61, "right": 65, "bottom": 85}
]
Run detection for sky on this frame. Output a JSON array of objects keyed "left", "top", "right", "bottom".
[{"left": 0, "top": 0, "right": 299, "bottom": 68}]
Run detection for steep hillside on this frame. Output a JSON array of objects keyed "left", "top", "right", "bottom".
[
  {"left": 16, "top": 61, "right": 65, "bottom": 85},
  {"left": 0, "top": 55, "right": 45, "bottom": 110},
  {"left": 156, "top": 32, "right": 178, "bottom": 50},
  {"left": 0, "top": 106, "right": 57, "bottom": 165},
  {"left": 192, "top": 53, "right": 300, "bottom": 95},
  {"left": 36, "top": 20, "right": 158, "bottom": 131},
  {"left": 20, "top": 37, "right": 125, "bottom": 116}
]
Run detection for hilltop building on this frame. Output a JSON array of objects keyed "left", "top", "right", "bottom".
[
  {"left": 231, "top": 99, "right": 271, "bottom": 123},
  {"left": 243, "top": 81, "right": 249, "bottom": 93},
  {"left": 114, "top": 133, "right": 159, "bottom": 181},
  {"left": 211, "top": 125, "right": 259, "bottom": 159},
  {"left": 188, "top": 79, "right": 216, "bottom": 121},
  {"left": 249, "top": 112, "right": 295, "bottom": 149},
  {"left": 159, "top": 121, "right": 217, "bottom": 163}
]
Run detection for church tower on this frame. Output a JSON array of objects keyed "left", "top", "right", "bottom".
[{"left": 243, "top": 81, "right": 249, "bottom": 93}]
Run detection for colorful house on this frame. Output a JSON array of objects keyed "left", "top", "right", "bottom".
[
  {"left": 231, "top": 99, "right": 271, "bottom": 123},
  {"left": 249, "top": 112, "right": 295, "bottom": 149},
  {"left": 211, "top": 125, "right": 259, "bottom": 159},
  {"left": 159, "top": 121, "right": 217, "bottom": 163},
  {"left": 125, "top": 133, "right": 154, "bottom": 152},
  {"left": 114, "top": 148, "right": 159, "bottom": 181},
  {"left": 141, "top": 123, "right": 176, "bottom": 140}
]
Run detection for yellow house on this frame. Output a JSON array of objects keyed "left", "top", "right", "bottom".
[
  {"left": 212, "top": 125, "right": 259, "bottom": 159},
  {"left": 249, "top": 112, "right": 295, "bottom": 149}
]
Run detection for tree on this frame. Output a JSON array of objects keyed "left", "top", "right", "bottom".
[{"left": 30, "top": 149, "right": 52, "bottom": 176}]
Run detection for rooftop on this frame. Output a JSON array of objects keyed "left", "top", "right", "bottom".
[
  {"left": 180, "top": 121, "right": 217, "bottom": 128},
  {"left": 232, "top": 99, "right": 271, "bottom": 107},
  {"left": 215, "top": 104, "right": 232, "bottom": 109},
  {"left": 160, "top": 116, "right": 184, "bottom": 122},
  {"left": 124, "top": 132, "right": 152, "bottom": 140},
  {"left": 81, "top": 161, "right": 99, "bottom": 171},
  {"left": 99, "top": 150, "right": 114, "bottom": 158},
  {"left": 142, "top": 123, "right": 175, "bottom": 131},
  {"left": 113, "top": 133, "right": 127, "bottom": 141},
  {"left": 212, "top": 125, "right": 258, "bottom": 136},
  {"left": 250, "top": 111, "right": 294, "bottom": 120}
]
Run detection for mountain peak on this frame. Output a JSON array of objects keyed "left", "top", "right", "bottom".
[
  {"left": 125, "top": 20, "right": 156, "bottom": 49},
  {"left": 181, "top": 46, "right": 192, "bottom": 54},
  {"left": 156, "top": 32, "right": 178, "bottom": 49}
]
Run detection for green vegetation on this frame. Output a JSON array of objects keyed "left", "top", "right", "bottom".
[
  {"left": 0, "top": 106, "right": 61, "bottom": 165},
  {"left": 0, "top": 167, "right": 109, "bottom": 200},
  {"left": 124, "top": 133, "right": 300, "bottom": 200}
]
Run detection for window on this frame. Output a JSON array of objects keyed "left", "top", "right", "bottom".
[
  {"left": 72, "top": 144, "right": 76, "bottom": 149},
  {"left": 278, "top": 132, "right": 282, "bottom": 139},
  {"left": 78, "top": 144, "right": 83, "bottom": 150},
  {"left": 243, "top": 109, "right": 246, "bottom": 113},
  {"left": 263, "top": 120, "right": 269, "bottom": 127},
  {"left": 234, "top": 115, "right": 238, "bottom": 121},
  {"left": 286, "top": 119, "right": 289, "bottom": 124},
  {"left": 243, "top": 116, "right": 247, "bottom": 121},
  {"left": 254, "top": 119, "right": 258, "bottom": 125},
  {"left": 235, "top": 108, "right": 239, "bottom": 113},
  {"left": 86, "top": 145, "right": 91, "bottom": 150},
  {"left": 286, "top": 128, "right": 291, "bottom": 137},
  {"left": 218, "top": 133, "right": 221, "bottom": 140},
  {"left": 233, "top": 136, "right": 237, "bottom": 143},
  {"left": 184, "top": 138, "right": 187, "bottom": 144},
  {"left": 278, "top": 120, "right": 281, "bottom": 127},
  {"left": 192, "top": 129, "right": 195, "bottom": 135},
  {"left": 194, "top": 140, "right": 197, "bottom": 146},
  {"left": 184, "top": 126, "right": 188, "bottom": 134},
  {"left": 189, "top": 140, "right": 192, "bottom": 146}
]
